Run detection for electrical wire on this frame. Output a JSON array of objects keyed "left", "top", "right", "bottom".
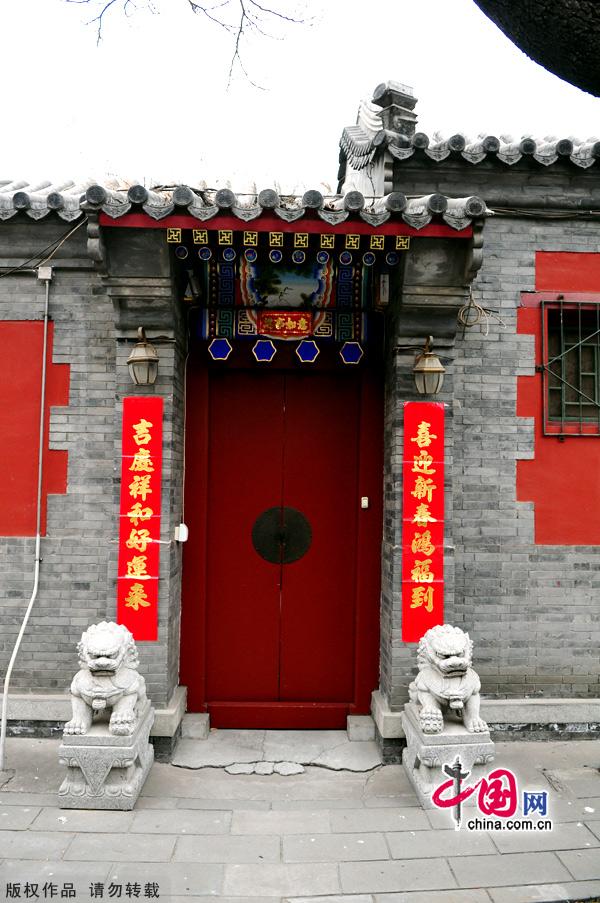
[
  {"left": 0, "top": 218, "right": 87, "bottom": 278},
  {"left": 458, "top": 290, "right": 507, "bottom": 338}
]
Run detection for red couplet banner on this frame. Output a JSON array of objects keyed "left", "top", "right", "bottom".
[
  {"left": 116, "top": 397, "right": 163, "bottom": 641},
  {"left": 401, "top": 401, "right": 445, "bottom": 642}
]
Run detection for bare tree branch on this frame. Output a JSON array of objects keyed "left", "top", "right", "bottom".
[
  {"left": 65, "top": 0, "right": 138, "bottom": 43},
  {"left": 65, "top": 0, "right": 306, "bottom": 80}
]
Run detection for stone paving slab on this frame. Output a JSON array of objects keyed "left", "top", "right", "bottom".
[
  {"left": 556, "top": 847, "right": 600, "bottom": 880},
  {"left": 0, "top": 859, "right": 112, "bottom": 886},
  {"left": 224, "top": 862, "right": 340, "bottom": 897},
  {"left": 231, "top": 809, "right": 331, "bottom": 835},
  {"left": 0, "top": 791, "right": 58, "bottom": 806},
  {"left": 0, "top": 805, "right": 42, "bottom": 829},
  {"left": 169, "top": 898, "right": 280, "bottom": 903},
  {"left": 491, "top": 820, "right": 600, "bottom": 853},
  {"left": 545, "top": 770, "right": 600, "bottom": 799},
  {"left": 63, "top": 831, "right": 176, "bottom": 861},
  {"left": 107, "top": 861, "right": 223, "bottom": 896},
  {"left": 287, "top": 896, "right": 374, "bottom": 903},
  {"left": 584, "top": 819, "right": 600, "bottom": 842},
  {"left": 173, "top": 833, "right": 281, "bottom": 863},
  {"left": 386, "top": 827, "right": 496, "bottom": 858},
  {"left": 340, "top": 857, "right": 457, "bottom": 893},
  {"left": 142, "top": 764, "right": 368, "bottom": 801},
  {"left": 271, "top": 798, "right": 366, "bottom": 810},
  {"left": 129, "top": 807, "right": 231, "bottom": 834},
  {"left": 364, "top": 795, "right": 420, "bottom": 808},
  {"left": 175, "top": 797, "right": 271, "bottom": 810},
  {"left": 283, "top": 831, "right": 389, "bottom": 862},
  {"left": 487, "top": 879, "right": 600, "bottom": 903},
  {"left": 449, "top": 851, "right": 573, "bottom": 888},
  {"left": 372, "top": 892, "right": 491, "bottom": 903},
  {"left": 30, "top": 806, "right": 135, "bottom": 832},
  {"left": 0, "top": 829, "right": 74, "bottom": 860},
  {"left": 331, "top": 808, "right": 430, "bottom": 833}
]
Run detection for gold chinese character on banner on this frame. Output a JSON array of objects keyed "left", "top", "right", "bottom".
[
  {"left": 396, "top": 235, "right": 410, "bottom": 250},
  {"left": 294, "top": 233, "right": 309, "bottom": 248},
  {"left": 413, "top": 503, "right": 436, "bottom": 527},
  {"left": 129, "top": 474, "right": 152, "bottom": 501},
  {"left": 269, "top": 232, "right": 284, "bottom": 247},
  {"left": 132, "top": 419, "right": 153, "bottom": 446},
  {"left": 370, "top": 235, "right": 385, "bottom": 251},
  {"left": 410, "top": 586, "right": 434, "bottom": 612},
  {"left": 124, "top": 582, "right": 150, "bottom": 611},
  {"left": 125, "top": 528, "right": 151, "bottom": 553},
  {"left": 411, "top": 421, "right": 437, "bottom": 449},
  {"left": 127, "top": 503, "right": 153, "bottom": 525},
  {"left": 411, "top": 476, "right": 437, "bottom": 503},
  {"left": 166, "top": 228, "right": 181, "bottom": 243},
  {"left": 411, "top": 558, "right": 435, "bottom": 583},
  {"left": 243, "top": 231, "right": 258, "bottom": 246},
  {"left": 345, "top": 234, "right": 360, "bottom": 250},
  {"left": 127, "top": 555, "right": 148, "bottom": 577},
  {"left": 411, "top": 530, "right": 436, "bottom": 556},
  {"left": 412, "top": 450, "right": 436, "bottom": 475},
  {"left": 192, "top": 229, "right": 208, "bottom": 244},
  {"left": 320, "top": 234, "right": 335, "bottom": 249},
  {"left": 218, "top": 230, "right": 233, "bottom": 245},
  {"left": 129, "top": 448, "right": 154, "bottom": 473}
]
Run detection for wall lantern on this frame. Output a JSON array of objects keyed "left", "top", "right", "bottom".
[
  {"left": 412, "top": 336, "right": 446, "bottom": 396},
  {"left": 127, "top": 327, "right": 159, "bottom": 386}
]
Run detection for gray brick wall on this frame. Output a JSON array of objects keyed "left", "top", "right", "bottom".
[
  {"left": 0, "top": 219, "right": 184, "bottom": 710},
  {"left": 380, "top": 154, "right": 600, "bottom": 709},
  {"left": 453, "top": 215, "right": 600, "bottom": 701}
]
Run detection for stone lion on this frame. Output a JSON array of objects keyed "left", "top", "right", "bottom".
[
  {"left": 408, "top": 624, "right": 488, "bottom": 734},
  {"left": 63, "top": 621, "right": 147, "bottom": 737}
]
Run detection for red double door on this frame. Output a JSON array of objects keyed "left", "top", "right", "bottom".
[{"left": 182, "top": 364, "right": 382, "bottom": 728}]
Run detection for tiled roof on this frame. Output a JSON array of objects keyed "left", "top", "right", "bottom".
[
  {"left": 0, "top": 183, "right": 489, "bottom": 232},
  {"left": 341, "top": 127, "right": 600, "bottom": 170}
]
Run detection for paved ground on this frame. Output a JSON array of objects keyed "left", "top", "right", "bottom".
[
  {"left": 172, "top": 729, "right": 382, "bottom": 772},
  {"left": 0, "top": 736, "right": 599, "bottom": 903}
]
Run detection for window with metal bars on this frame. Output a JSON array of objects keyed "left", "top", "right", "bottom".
[{"left": 541, "top": 300, "right": 600, "bottom": 435}]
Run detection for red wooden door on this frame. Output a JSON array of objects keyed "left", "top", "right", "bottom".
[{"left": 181, "top": 363, "right": 382, "bottom": 728}]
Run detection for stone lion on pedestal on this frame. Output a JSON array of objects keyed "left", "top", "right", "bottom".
[
  {"left": 63, "top": 621, "right": 147, "bottom": 737},
  {"left": 408, "top": 624, "right": 488, "bottom": 734}
]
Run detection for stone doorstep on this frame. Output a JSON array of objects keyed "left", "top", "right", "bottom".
[
  {"left": 1, "top": 685, "right": 186, "bottom": 739},
  {"left": 371, "top": 689, "right": 600, "bottom": 739}
]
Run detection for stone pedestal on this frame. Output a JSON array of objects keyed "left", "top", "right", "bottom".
[
  {"left": 58, "top": 702, "right": 154, "bottom": 810},
  {"left": 402, "top": 702, "right": 495, "bottom": 809}
]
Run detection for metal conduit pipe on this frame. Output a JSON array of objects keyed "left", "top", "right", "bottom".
[{"left": 0, "top": 267, "right": 52, "bottom": 773}]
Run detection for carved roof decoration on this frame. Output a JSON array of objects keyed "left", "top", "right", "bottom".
[
  {"left": 341, "top": 127, "right": 600, "bottom": 171},
  {"left": 0, "top": 182, "right": 489, "bottom": 232}
]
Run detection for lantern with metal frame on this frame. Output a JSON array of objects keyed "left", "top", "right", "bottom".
[
  {"left": 412, "top": 335, "right": 445, "bottom": 395},
  {"left": 127, "top": 327, "right": 160, "bottom": 386}
]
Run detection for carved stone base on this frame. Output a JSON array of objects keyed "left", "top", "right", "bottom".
[
  {"left": 401, "top": 702, "right": 495, "bottom": 809},
  {"left": 58, "top": 702, "right": 154, "bottom": 810}
]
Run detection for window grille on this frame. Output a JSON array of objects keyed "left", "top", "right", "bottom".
[{"left": 540, "top": 300, "right": 600, "bottom": 436}]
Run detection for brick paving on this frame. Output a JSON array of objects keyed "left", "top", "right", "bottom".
[{"left": 0, "top": 738, "right": 599, "bottom": 903}]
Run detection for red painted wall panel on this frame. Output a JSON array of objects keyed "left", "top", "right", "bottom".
[
  {"left": 536, "top": 251, "right": 600, "bottom": 292},
  {"left": 516, "top": 254, "right": 600, "bottom": 544},
  {"left": 0, "top": 322, "right": 69, "bottom": 536}
]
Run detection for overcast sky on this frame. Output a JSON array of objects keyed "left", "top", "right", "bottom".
[{"left": 4, "top": 0, "right": 600, "bottom": 192}]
